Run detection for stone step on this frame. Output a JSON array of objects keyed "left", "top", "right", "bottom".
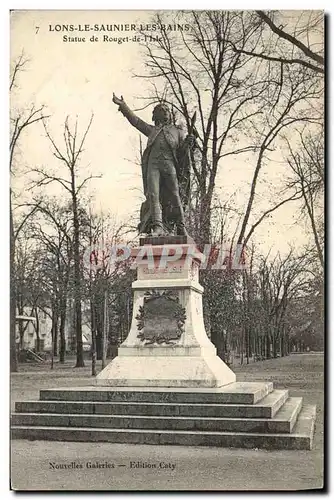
[
  {"left": 11, "top": 397, "right": 302, "bottom": 434},
  {"left": 15, "top": 389, "right": 288, "bottom": 419},
  {"left": 39, "top": 382, "right": 273, "bottom": 405},
  {"left": 11, "top": 404, "right": 316, "bottom": 450}
]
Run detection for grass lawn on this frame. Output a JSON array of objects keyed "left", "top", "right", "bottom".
[{"left": 10, "top": 353, "right": 324, "bottom": 491}]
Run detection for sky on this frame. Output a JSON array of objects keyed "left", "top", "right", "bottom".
[{"left": 10, "top": 9, "right": 323, "bottom": 255}]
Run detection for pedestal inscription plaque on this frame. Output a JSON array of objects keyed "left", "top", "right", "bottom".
[{"left": 136, "top": 290, "right": 186, "bottom": 345}]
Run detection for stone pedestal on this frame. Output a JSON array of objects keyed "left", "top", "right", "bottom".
[
  {"left": 96, "top": 237, "right": 236, "bottom": 388},
  {"left": 11, "top": 240, "right": 316, "bottom": 450}
]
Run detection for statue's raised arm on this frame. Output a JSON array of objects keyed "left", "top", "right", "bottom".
[{"left": 112, "top": 93, "right": 153, "bottom": 137}]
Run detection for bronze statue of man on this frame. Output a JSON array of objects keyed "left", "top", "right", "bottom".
[{"left": 112, "top": 93, "right": 194, "bottom": 237}]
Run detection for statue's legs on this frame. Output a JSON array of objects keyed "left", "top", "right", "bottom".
[
  {"left": 147, "top": 161, "right": 188, "bottom": 236},
  {"left": 147, "top": 163, "right": 165, "bottom": 235},
  {"left": 161, "top": 165, "right": 188, "bottom": 236}
]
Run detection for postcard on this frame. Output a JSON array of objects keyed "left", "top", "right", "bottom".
[{"left": 10, "top": 9, "right": 324, "bottom": 491}]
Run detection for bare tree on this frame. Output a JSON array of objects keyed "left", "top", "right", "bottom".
[
  {"left": 28, "top": 199, "right": 74, "bottom": 362},
  {"left": 10, "top": 52, "right": 48, "bottom": 371},
  {"left": 284, "top": 128, "right": 324, "bottom": 269},
  {"left": 257, "top": 250, "right": 311, "bottom": 358},
  {"left": 14, "top": 233, "right": 41, "bottom": 348},
  {"left": 83, "top": 209, "right": 133, "bottom": 374},
  {"left": 30, "top": 115, "right": 101, "bottom": 367}
]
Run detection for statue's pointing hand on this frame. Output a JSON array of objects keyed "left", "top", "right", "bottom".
[{"left": 112, "top": 93, "right": 124, "bottom": 106}]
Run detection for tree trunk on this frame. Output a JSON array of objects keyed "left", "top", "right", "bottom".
[
  {"left": 10, "top": 194, "right": 18, "bottom": 372},
  {"left": 237, "top": 148, "right": 265, "bottom": 246},
  {"left": 74, "top": 297, "right": 84, "bottom": 366},
  {"left": 240, "top": 328, "right": 244, "bottom": 365},
  {"left": 51, "top": 309, "right": 56, "bottom": 370},
  {"left": 53, "top": 315, "right": 59, "bottom": 357},
  {"left": 261, "top": 335, "right": 265, "bottom": 359},
  {"left": 102, "top": 289, "right": 108, "bottom": 370},
  {"left": 91, "top": 299, "right": 97, "bottom": 376},
  {"left": 273, "top": 334, "right": 277, "bottom": 358},
  {"left": 266, "top": 334, "right": 271, "bottom": 359},
  {"left": 245, "top": 327, "right": 250, "bottom": 364},
  {"left": 209, "top": 319, "right": 222, "bottom": 356},
  {"left": 301, "top": 183, "right": 324, "bottom": 269},
  {"left": 255, "top": 333, "right": 259, "bottom": 360},
  {"left": 280, "top": 331, "right": 285, "bottom": 357},
  {"left": 34, "top": 308, "right": 40, "bottom": 352},
  {"left": 199, "top": 198, "right": 211, "bottom": 245},
  {"left": 18, "top": 313, "right": 24, "bottom": 348},
  {"left": 59, "top": 304, "right": 66, "bottom": 363},
  {"left": 53, "top": 328, "right": 58, "bottom": 357},
  {"left": 94, "top": 285, "right": 104, "bottom": 360},
  {"left": 72, "top": 193, "right": 84, "bottom": 368}
]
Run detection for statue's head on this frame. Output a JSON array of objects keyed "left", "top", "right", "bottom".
[{"left": 152, "top": 103, "right": 171, "bottom": 125}]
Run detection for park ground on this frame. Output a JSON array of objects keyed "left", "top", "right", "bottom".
[{"left": 10, "top": 353, "right": 324, "bottom": 491}]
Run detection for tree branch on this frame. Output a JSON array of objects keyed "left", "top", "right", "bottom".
[{"left": 256, "top": 10, "right": 324, "bottom": 66}]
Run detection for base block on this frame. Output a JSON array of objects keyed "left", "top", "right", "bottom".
[{"left": 96, "top": 354, "right": 236, "bottom": 388}]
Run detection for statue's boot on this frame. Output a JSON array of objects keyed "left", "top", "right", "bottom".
[
  {"left": 151, "top": 203, "right": 166, "bottom": 237},
  {"left": 151, "top": 222, "right": 166, "bottom": 237},
  {"left": 174, "top": 207, "right": 189, "bottom": 237},
  {"left": 176, "top": 222, "right": 189, "bottom": 237}
]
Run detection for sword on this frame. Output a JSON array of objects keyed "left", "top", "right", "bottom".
[
  {"left": 187, "top": 111, "right": 198, "bottom": 146},
  {"left": 190, "top": 111, "right": 197, "bottom": 132}
]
